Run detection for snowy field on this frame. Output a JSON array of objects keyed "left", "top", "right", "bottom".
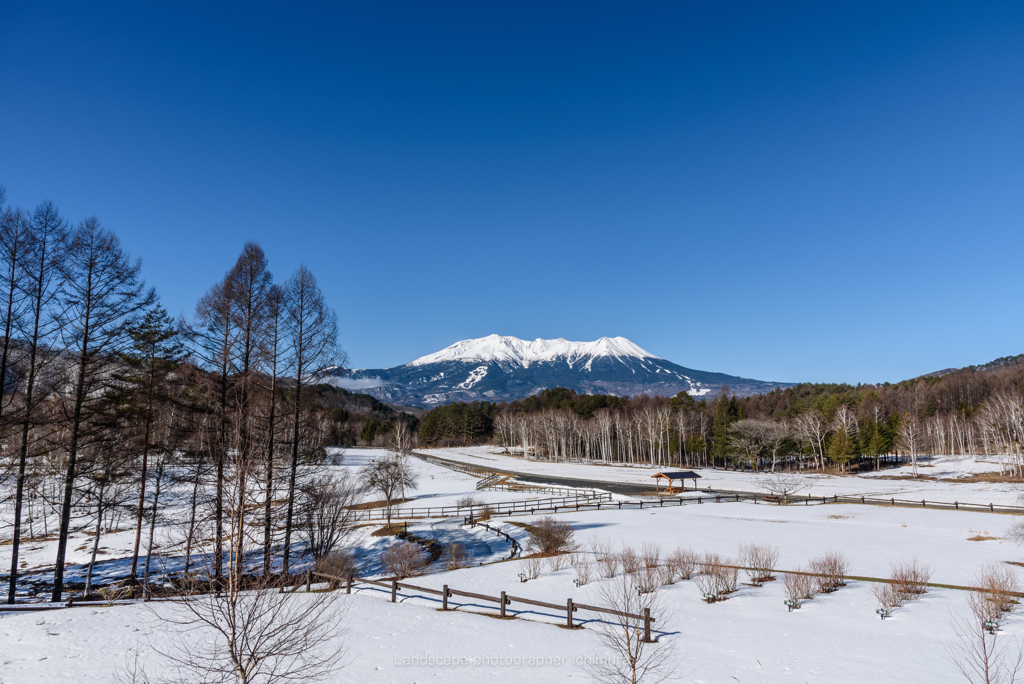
[
  {"left": 0, "top": 448, "right": 584, "bottom": 599},
  {"left": 4, "top": 447, "right": 1024, "bottom": 682},
  {"left": 421, "top": 446, "right": 1024, "bottom": 506}
]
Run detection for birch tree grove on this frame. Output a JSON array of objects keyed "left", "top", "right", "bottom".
[{"left": 463, "top": 367, "right": 1024, "bottom": 475}]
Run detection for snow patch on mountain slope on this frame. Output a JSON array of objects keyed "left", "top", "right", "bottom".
[
  {"left": 410, "top": 334, "right": 660, "bottom": 368},
  {"left": 456, "top": 365, "right": 488, "bottom": 389}
]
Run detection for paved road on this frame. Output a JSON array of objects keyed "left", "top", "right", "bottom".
[{"left": 419, "top": 452, "right": 752, "bottom": 498}]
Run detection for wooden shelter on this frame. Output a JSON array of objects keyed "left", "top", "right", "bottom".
[{"left": 651, "top": 470, "right": 701, "bottom": 493}]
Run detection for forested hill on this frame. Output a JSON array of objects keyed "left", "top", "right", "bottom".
[{"left": 413, "top": 353, "right": 1024, "bottom": 461}]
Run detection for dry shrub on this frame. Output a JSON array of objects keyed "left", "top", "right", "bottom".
[
  {"left": 620, "top": 546, "right": 642, "bottom": 575},
  {"left": 890, "top": 557, "right": 933, "bottom": 600},
  {"left": 548, "top": 552, "right": 570, "bottom": 572},
  {"left": 872, "top": 582, "right": 903, "bottom": 613},
  {"left": 316, "top": 550, "right": 359, "bottom": 588},
  {"left": 443, "top": 543, "right": 472, "bottom": 571},
  {"left": 456, "top": 495, "right": 480, "bottom": 509},
  {"left": 523, "top": 554, "right": 543, "bottom": 580},
  {"left": 97, "top": 585, "right": 130, "bottom": 606},
  {"left": 641, "top": 541, "right": 661, "bottom": 569},
  {"left": 657, "top": 563, "right": 675, "bottom": 586},
  {"left": 782, "top": 569, "right": 814, "bottom": 609},
  {"left": 971, "top": 564, "right": 1022, "bottom": 625},
  {"left": 633, "top": 566, "right": 660, "bottom": 594},
  {"left": 573, "top": 558, "right": 593, "bottom": 586},
  {"left": 739, "top": 543, "right": 779, "bottom": 586},
  {"left": 528, "top": 516, "right": 575, "bottom": 556},
  {"left": 694, "top": 552, "right": 738, "bottom": 602},
  {"left": 590, "top": 537, "right": 613, "bottom": 561},
  {"left": 693, "top": 571, "right": 717, "bottom": 602},
  {"left": 667, "top": 547, "right": 697, "bottom": 580},
  {"left": 808, "top": 551, "right": 849, "bottom": 593},
  {"left": 476, "top": 505, "right": 495, "bottom": 521},
  {"left": 1006, "top": 519, "right": 1024, "bottom": 545},
  {"left": 599, "top": 552, "right": 620, "bottom": 579},
  {"left": 718, "top": 563, "right": 739, "bottom": 596},
  {"left": 381, "top": 540, "right": 428, "bottom": 579}
]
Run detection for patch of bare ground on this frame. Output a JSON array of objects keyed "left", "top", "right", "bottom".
[
  {"left": 967, "top": 535, "right": 999, "bottom": 542},
  {"left": 872, "top": 472, "right": 1024, "bottom": 484},
  {"left": 350, "top": 497, "right": 415, "bottom": 510},
  {"left": 953, "top": 473, "right": 1024, "bottom": 484}
]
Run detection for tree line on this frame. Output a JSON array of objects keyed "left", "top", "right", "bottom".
[
  {"left": 0, "top": 186, "right": 348, "bottom": 603},
  {"left": 418, "top": 362, "right": 1024, "bottom": 477}
]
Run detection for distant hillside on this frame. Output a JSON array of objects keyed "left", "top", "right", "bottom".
[{"left": 920, "top": 353, "right": 1024, "bottom": 379}]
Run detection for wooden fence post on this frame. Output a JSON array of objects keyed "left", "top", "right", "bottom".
[
  {"left": 306, "top": 570, "right": 311, "bottom": 592},
  {"left": 567, "top": 598, "right": 574, "bottom": 628},
  {"left": 391, "top": 579, "right": 397, "bottom": 603},
  {"left": 642, "top": 608, "right": 652, "bottom": 643},
  {"left": 443, "top": 585, "right": 448, "bottom": 611},
  {"left": 346, "top": 576, "right": 352, "bottom": 594},
  {"left": 501, "top": 591, "right": 507, "bottom": 617}
]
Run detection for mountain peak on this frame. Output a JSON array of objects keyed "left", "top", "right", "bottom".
[{"left": 408, "top": 334, "right": 660, "bottom": 368}]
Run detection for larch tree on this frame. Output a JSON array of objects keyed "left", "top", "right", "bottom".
[
  {"left": 260, "top": 284, "right": 285, "bottom": 576},
  {"left": 189, "top": 276, "right": 237, "bottom": 585},
  {"left": 50, "top": 217, "right": 155, "bottom": 602},
  {"left": 281, "top": 265, "right": 341, "bottom": 575},
  {"left": 108, "top": 305, "right": 184, "bottom": 582},
  {"left": 224, "top": 242, "right": 275, "bottom": 582}
]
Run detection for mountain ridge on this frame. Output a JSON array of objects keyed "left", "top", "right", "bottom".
[{"left": 330, "top": 334, "right": 791, "bottom": 407}]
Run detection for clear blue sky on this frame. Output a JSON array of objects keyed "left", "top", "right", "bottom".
[{"left": 2, "top": 2, "right": 1022, "bottom": 384}]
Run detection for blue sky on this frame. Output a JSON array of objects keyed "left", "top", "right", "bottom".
[{"left": 1, "top": 2, "right": 1022, "bottom": 383}]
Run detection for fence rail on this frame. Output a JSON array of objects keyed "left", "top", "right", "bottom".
[
  {"left": 366, "top": 492, "right": 1024, "bottom": 521},
  {"left": 356, "top": 492, "right": 614, "bottom": 521},
  {"left": 314, "top": 571, "right": 655, "bottom": 639},
  {"left": 463, "top": 516, "right": 521, "bottom": 558},
  {"left": 823, "top": 494, "right": 1024, "bottom": 514}
]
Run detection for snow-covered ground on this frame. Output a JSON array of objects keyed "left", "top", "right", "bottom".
[
  {"left": 5, "top": 447, "right": 1024, "bottom": 682},
  {"left": 421, "top": 446, "right": 1024, "bottom": 506},
  {"left": 0, "top": 448, "right": 577, "bottom": 599}
]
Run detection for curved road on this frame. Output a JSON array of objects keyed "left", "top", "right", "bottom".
[{"left": 418, "top": 452, "right": 751, "bottom": 498}]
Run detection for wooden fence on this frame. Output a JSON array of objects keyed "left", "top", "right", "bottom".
[
  {"left": 314, "top": 571, "right": 655, "bottom": 641},
  {"left": 357, "top": 492, "right": 614, "bottom": 521},
  {"left": 462, "top": 516, "right": 521, "bottom": 558}
]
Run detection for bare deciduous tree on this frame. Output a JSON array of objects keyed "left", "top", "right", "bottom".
[
  {"left": 360, "top": 454, "right": 418, "bottom": 528},
  {"left": 759, "top": 472, "right": 807, "bottom": 500},
  {"left": 584, "top": 573, "right": 675, "bottom": 684},
  {"left": 154, "top": 573, "right": 347, "bottom": 684},
  {"left": 946, "top": 606, "right": 1024, "bottom": 684},
  {"left": 296, "top": 472, "right": 361, "bottom": 562}
]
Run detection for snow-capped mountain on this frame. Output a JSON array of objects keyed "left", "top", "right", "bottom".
[
  {"left": 409, "top": 335, "right": 659, "bottom": 370},
  {"left": 331, "top": 334, "right": 789, "bottom": 407}
]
